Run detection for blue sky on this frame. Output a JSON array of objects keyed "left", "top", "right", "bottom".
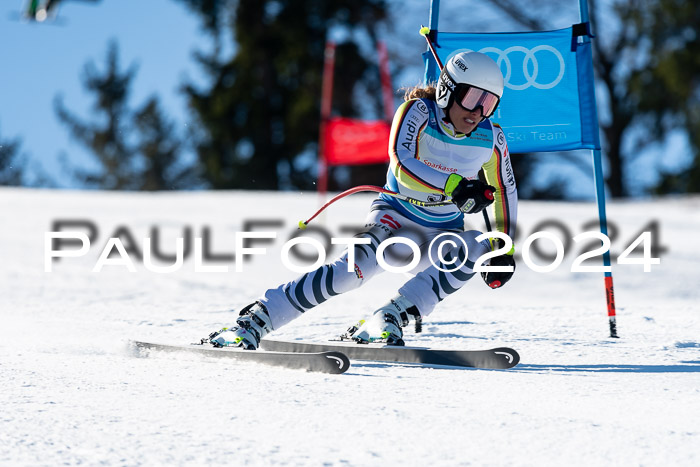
[{"left": 0, "top": 0, "right": 208, "bottom": 186}]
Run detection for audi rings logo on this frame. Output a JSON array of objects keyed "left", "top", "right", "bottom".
[{"left": 451, "top": 46, "right": 566, "bottom": 90}]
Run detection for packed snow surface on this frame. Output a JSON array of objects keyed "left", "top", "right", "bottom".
[{"left": 1, "top": 188, "right": 699, "bottom": 466}]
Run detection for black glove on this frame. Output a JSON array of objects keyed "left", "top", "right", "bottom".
[
  {"left": 445, "top": 174, "right": 496, "bottom": 214},
  {"left": 481, "top": 254, "right": 516, "bottom": 289}
]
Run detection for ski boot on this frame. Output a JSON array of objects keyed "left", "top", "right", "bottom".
[
  {"left": 345, "top": 295, "right": 421, "bottom": 346},
  {"left": 206, "top": 302, "right": 273, "bottom": 350}
]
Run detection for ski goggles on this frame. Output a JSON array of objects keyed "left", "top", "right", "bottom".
[{"left": 453, "top": 85, "right": 500, "bottom": 118}]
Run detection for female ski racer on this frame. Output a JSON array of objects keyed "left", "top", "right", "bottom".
[{"left": 207, "top": 51, "right": 518, "bottom": 349}]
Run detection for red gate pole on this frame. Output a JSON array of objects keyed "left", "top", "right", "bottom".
[
  {"left": 377, "top": 41, "right": 394, "bottom": 122},
  {"left": 318, "top": 41, "right": 336, "bottom": 194}
]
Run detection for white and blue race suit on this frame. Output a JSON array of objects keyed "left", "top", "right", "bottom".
[{"left": 256, "top": 97, "right": 518, "bottom": 330}]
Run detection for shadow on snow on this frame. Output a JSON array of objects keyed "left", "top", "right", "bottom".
[
  {"left": 513, "top": 363, "right": 700, "bottom": 373},
  {"left": 347, "top": 361, "right": 700, "bottom": 374}
]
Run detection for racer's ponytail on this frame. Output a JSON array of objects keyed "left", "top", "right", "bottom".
[{"left": 402, "top": 83, "right": 437, "bottom": 102}]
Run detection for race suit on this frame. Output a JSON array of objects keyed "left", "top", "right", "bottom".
[{"left": 257, "top": 98, "right": 518, "bottom": 330}]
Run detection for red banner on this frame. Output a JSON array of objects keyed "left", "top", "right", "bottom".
[{"left": 324, "top": 117, "right": 390, "bottom": 166}]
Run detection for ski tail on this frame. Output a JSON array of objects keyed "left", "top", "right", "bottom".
[{"left": 130, "top": 341, "right": 350, "bottom": 374}]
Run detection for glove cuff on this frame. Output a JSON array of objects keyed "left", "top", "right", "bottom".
[
  {"left": 490, "top": 237, "right": 515, "bottom": 256},
  {"left": 444, "top": 173, "right": 463, "bottom": 197}
]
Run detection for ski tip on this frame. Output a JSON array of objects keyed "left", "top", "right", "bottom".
[
  {"left": 492, "top": 347, "right": 520, "bottom": 369},
  {"left": 320, "top": 351, "right": 351, "bottom": 374}
]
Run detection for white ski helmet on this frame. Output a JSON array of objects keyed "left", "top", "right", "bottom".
[{"left": 436, "top": 51, "right": 504, "bottom": 117}]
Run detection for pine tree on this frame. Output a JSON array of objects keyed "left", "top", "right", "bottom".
[
  {"left": 626, "top": 0, "right": 700, "bottom": 194},
  {"left": 134, "top": 97, "right": 198, "bottom": 190},
  {"left": 55, "top": 40, "right": 139, "bottom": 190},
  {"left": 0, "top": 129, "right": 24, "bottom": 186},
  {"left": 176, "top": 0, "right": 387, "bottom": 190},
  {"left": 55, "top": 41, "right": 194, "bottom": 190}
]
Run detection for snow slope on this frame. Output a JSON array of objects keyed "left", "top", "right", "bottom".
[{"left": 1, "top": 188, "right": 699, "bottom": 466}]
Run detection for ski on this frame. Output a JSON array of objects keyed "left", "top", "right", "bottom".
[
  {"left": 130, "top": 340, "right": 350, "bottom": 374},
  {"left": 259, "top": 339, "right": 519, "bottom": 369}
]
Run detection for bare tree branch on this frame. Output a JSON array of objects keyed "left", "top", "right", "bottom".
[{"left": 487, "top": 0, "right": 549, "bottom": 31}]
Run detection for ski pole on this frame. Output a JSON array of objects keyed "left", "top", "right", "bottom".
[
  {"left": 420, "top": 26, "right": 444, "bottom": 69},
  {"left": 299, "top": 185, "right": 451, "bottom": 229},
  {"left": 420, "top": 26, "right": 495, "bottom": 234}
]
